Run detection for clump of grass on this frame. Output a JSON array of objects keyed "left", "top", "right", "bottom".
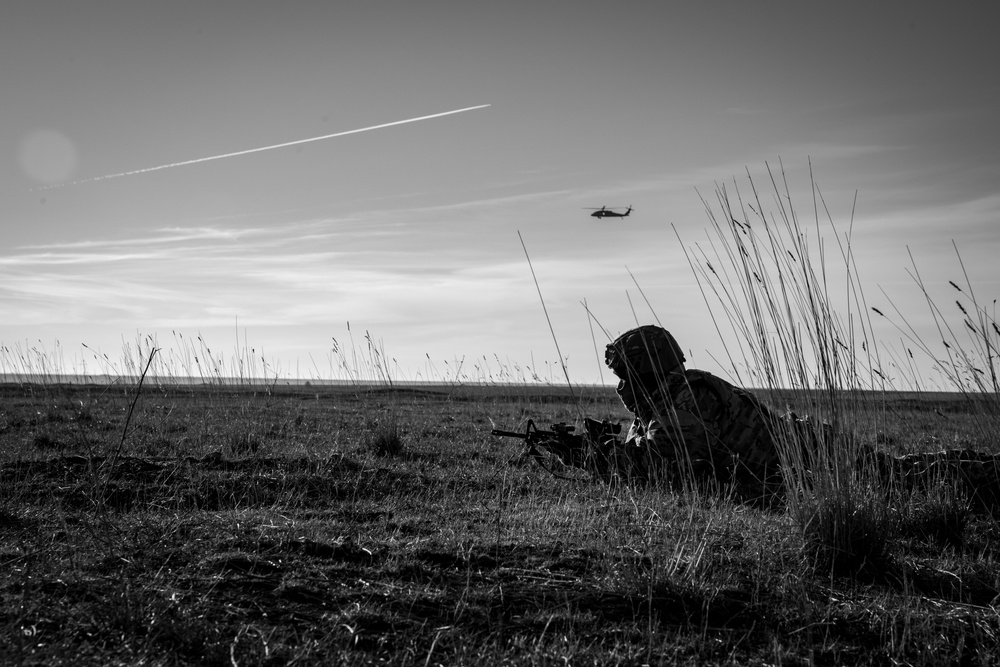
[
  {"left": 686, "top": 162, "right": 1000, "bottom": 577},
  {"left": 898, "top": 488, "right": 969, "bottom": 550},
  {"left": 365, "top": 411, "right": 404, "bottom": 457},
  {"left": 796, "top": 478, "right": 896, "bottom": 574},
  {"left": 683, "top": 160, "right": 897, "bottom": 571},
  {"left": 225, "top": 422, "right": 264, "bottom": 457}
]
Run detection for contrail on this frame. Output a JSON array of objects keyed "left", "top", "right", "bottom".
[{"left": 33, "top": 104, "right": 491, "bottom": 191}]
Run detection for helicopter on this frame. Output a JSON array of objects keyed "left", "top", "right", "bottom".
[{"left": 585, "top": 205, "right": 632, "bottom": 219}]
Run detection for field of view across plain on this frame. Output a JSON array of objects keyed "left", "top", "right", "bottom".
[{"left": 4, "top": 3, "right": 1000, "bottom": 665}]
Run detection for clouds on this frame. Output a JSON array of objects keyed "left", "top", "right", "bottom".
[
  {"left": 0, "top": 216, "right": 533, "bottom": 329},
  {"left": 0, "top": 188, "right": 688, "bottom": 380}
]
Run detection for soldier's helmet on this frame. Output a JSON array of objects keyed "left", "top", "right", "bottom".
[{"left": 605, "top": 325, "right": 686, "bottom": 380}]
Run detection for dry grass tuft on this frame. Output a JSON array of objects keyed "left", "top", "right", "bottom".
[{"left": 365, "top": 410, "right": 404, "bottom": 457}]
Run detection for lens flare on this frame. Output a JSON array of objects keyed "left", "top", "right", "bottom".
[{"left": 20, "top": 129, "right": 80, "bottom": 185}]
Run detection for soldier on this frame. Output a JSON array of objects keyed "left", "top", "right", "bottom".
[
  {"left": 576, "top": 324, "right": 1000, "bottom": 514},
  {"left": 590, "top": 324, "right": 786, "bottom": 498}
]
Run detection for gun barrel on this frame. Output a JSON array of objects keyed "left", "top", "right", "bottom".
[{"left": 490, "top": 429, "right": 527, "bottom": 439}]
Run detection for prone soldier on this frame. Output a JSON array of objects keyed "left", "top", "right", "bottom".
[
  {"left": 598, "top": 325, "right": 784, "bottom": 497},
  {"left": 495, "top": 324, "right": 1000, "bottom": 513},
  {"left": 495, "top": 325, "right": 787, "bottom": 498}
]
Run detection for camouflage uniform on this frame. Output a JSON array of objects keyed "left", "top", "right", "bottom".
[{"left": 596, "top": 326, "right": 782, "bottom": 496}]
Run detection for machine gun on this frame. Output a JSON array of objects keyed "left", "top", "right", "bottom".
[
  {"left": 490, "top": 419, "right": 579, "bottom": 465},
  {"left": 490, "top": 418, "right": 622, "bottom": 476}
]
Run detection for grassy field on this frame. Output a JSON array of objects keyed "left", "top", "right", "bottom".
[{"left": 2, "top": 380, "right": 999, "bottom": 666}]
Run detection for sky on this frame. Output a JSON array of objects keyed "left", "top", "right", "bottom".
[{"left": 3, "top": 1, "right": 999, "bottom": 388}]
